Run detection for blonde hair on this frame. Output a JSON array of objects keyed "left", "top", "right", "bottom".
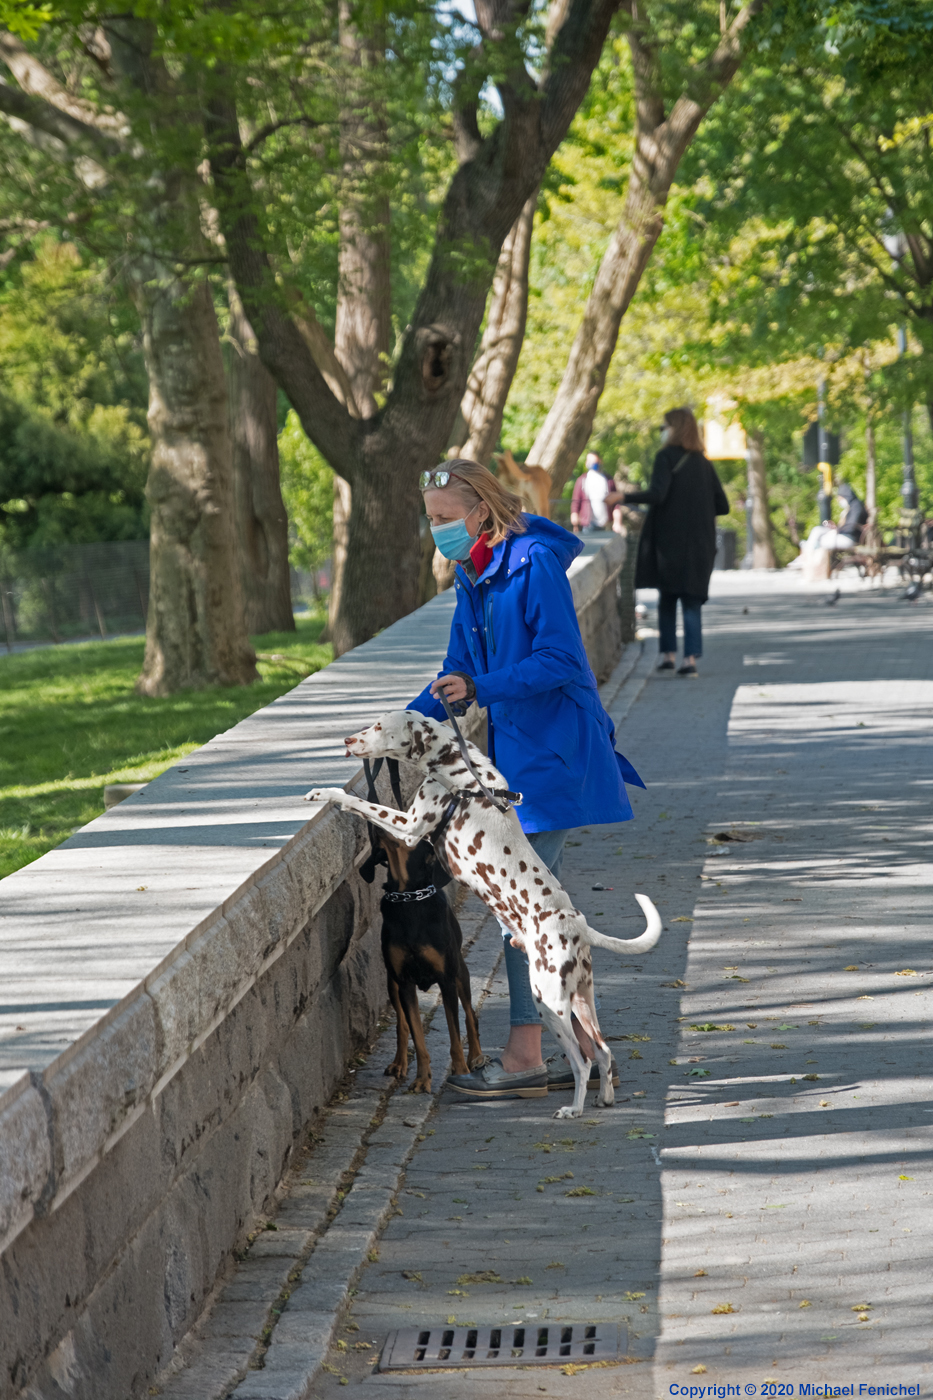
[
  {"left": 663, "top": 407, "right": 704, "bottom": 454},
  {"left": 425, "top": 458, "right": 526, "bottom": 545}
]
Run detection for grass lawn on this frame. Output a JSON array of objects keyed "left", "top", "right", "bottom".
[{"left": 0, "top": 615, "right": 332, "bottom": 882}]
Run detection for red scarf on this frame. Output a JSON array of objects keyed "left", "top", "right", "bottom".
[{"left": 469, "top": 532, "right": 493, "bottom": 576}]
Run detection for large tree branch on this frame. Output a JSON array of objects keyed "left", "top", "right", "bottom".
[
  {"left": 0, "top": 72, "right": 120, "bottom": 157},
  {"left": 205, "top": 87, "right": 361, "bottom": 477},
  {"left": 529, "top": 2, "right": 766, "bottom": 489},
  {"left": 0, "top": 29, "right": 126, "bottom": 140}
]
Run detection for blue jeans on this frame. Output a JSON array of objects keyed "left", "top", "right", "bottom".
[
  {"left": 499, "top": 828, "right": 569, "bottom": 1027},
  {"left": 658, "top": 592, "right": 703, "bottom": 658}
]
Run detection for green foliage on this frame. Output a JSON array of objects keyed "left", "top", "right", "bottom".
[
  {"left": 278, "top": 410, "right": 334, "bottom": 578},
  {"left": 0, "top": 615, "right": 331, "bottom": 880},
  {"left": 0, "top": 0, "right": 53, "bottom": 38},
  {"left": 0, "top": 241, "right": 149, "bottom": 549}
]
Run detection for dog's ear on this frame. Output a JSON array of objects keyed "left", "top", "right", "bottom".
[
  {"left": 429, "top": 848, "right": 453, "bottom": 890},
  {"left": 360, "top": 837, "right": 387, "bottom": 884}
]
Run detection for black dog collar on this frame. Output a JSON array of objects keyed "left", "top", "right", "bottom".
[{"left": 384, "top": 886, "right": 437, "bottom": 903}]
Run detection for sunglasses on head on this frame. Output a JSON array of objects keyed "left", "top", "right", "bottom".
[{"left": 420, "top": 469, "right": 461, "bottom": 489}]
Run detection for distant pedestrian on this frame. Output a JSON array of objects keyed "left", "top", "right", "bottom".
[
  {"left": 623, "top": 407, "right": 729, "bottom": 676},
  {"left": 571, "top": 452, "right": 618, "bottom": 533},
  {"left": 788, "top": 483, "right": 868, "bottom": 565}
]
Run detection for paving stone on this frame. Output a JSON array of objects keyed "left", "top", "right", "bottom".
[{"left": 199, "top": 1299, "right": 272, "bottom": 1340}]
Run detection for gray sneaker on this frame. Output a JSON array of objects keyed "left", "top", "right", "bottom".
[
  {"left": 546, "top": 1053, "right": 620, "bottom": 1092},
  {"left": 446, "top": 1057, "right": 548, "bottom": 1099}
]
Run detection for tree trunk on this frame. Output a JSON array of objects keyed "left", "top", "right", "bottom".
[
  {"left": 227, "top": 289, "right": 294, "bottom": 635},
  {"left": 451, "top": 189, "right": 539, "bottom": 464},
  {"left": 746, "top": 430, "right": 776, "bottom": 569},
  {"left": 324, "top": 474, "right": 352, "bottom": 642},
  {"left": 132, "top": 272, "right": 258, "bottom": 695},
  {"left": 324, "top": 1, "right": 394, "bottom": 655},
  {"left": 530, "top": 4, "right": 760, "bottom": 492}
]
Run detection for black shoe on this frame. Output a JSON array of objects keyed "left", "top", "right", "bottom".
[
  {"left": 677, "top": 663, "right": 698, "bottom": 676},
  {"left": 657, "top": 659, "right": 675, "bottom": 671},
  {"left": 446, "top": 1057, "right": 548, "bottom": 1099}
]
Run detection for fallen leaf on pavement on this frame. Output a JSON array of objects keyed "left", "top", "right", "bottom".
[
  {"left": 692, "top": 1365, "right": 708, "bottom": 1374},
  {"left": 799, "top": 1300, "right": 811, "bottom": 1308},
  {"left": 895, "top": 969, "right": 918, "bottom": 976},
  {"left": 711, "top": 1303, "right": 735, "bottom": 1314}
]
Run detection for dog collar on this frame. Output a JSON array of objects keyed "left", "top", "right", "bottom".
[{"left": 384, "top": 886, "right": 437, "bottom": 903}]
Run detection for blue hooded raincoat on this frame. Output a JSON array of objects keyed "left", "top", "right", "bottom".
[{"left": 409, "top": 515, "right": 646, "bottom": 834}]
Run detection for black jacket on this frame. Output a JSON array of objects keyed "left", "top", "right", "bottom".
[{"left": 626, "top": 445, "right": 729, "bottom": 601}]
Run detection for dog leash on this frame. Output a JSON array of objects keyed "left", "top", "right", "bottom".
[
  {"left": 363, "top": 756, "right": 403, "bottom": 808},
  {"left": 437, "top": 692, "right": 521, "bottom": 813}
]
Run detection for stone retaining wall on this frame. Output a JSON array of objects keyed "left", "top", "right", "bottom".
[{"left": 0, "top": 532, "right": 625, "bottom": 1400}]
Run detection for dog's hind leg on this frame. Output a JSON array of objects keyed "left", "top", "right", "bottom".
[
  {"left": 537, "top": 999, "right": 591, "bottom": 1120},
  {"left": 398, "top": 980, "right": 432, "bottom": 1093},
  {"left": 439, "top": 978, "right": 469, "bottom": 1075},
  {"left": 572, "top": 991, "right": 614, "bottom": 1108},
  {"left": 385, "top": 978, "right": 410, "bottom": 1081},
  {"left": 458, "top": 970, "right": 484, "bottom": 1070}
]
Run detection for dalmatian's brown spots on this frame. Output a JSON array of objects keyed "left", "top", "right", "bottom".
[
  {"left": 559, "top": 934, "right": 568, "bottom": 948},
  {"left": 542, "top": 887, "right": 552, "bottom": 896},
  {"left": 534, "top": 878, "right": 544, "bottom": 886},
  {"left": 519, "top": 888, "right": 528, "bottom": 901},
  {"left": 503, "top": 845, "right": 511, "bottom": 855},
  {"left": 559, "top": 959, "right": 577, "bottom": 983},
  {"left": 557, "top": 1009, "right": 564, "bottom": 1017},
  {"left": 519, "top": 860, "right": 527, "bottom": 873},
  {"left": 473, "top": 830, "right": 484, "bottom": 849},
  {"left": 378, "top": 810, "right": 388, "bottom": 818},
  {"left": 509, "top": 878, "right": 516, "bottom": 890}
]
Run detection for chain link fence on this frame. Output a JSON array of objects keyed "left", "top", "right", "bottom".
[{"left": 0, "top": 540, "right": 150, "bottom": 650}]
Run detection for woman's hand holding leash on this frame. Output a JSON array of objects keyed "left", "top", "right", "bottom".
[{"left": 430, "top": 673, "right": 472, "bottom": 706}]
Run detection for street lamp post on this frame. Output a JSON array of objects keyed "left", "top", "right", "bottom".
[{"left": 898, "top": 326, "right": 918, "bottom": 512}]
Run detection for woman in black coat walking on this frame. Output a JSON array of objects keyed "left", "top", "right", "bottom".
[{"left": 624, "top": 407, "right": 729, "bottom": 676}]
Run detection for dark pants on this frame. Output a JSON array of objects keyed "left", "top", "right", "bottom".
[{"left": 658, "top": 592, "right": 703, "bottom": 658}]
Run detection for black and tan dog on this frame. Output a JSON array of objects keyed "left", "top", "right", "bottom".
[{"left": 360, "top": 759, "right": 484, "bottom": 1093}]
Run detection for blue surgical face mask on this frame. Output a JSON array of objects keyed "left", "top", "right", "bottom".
[{"left": 431, "top": 513, "right": 476, "bottom": 561}]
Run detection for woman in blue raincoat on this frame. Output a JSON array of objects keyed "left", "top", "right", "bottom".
[{"left": 409, "top": 459, "right": 645, "bottom": 1101}]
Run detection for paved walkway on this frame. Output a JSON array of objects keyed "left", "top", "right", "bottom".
[{"left": 158, "top": 573, "right": 933, "bottom": 1399}]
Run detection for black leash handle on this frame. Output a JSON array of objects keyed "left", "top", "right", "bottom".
[{"left": 437, "top": 691, "right": 521, "bottom": 811}]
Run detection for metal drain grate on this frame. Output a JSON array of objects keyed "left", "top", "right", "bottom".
[{"left": 380, "top": 1321, "right": 623, "bottom": 1369}]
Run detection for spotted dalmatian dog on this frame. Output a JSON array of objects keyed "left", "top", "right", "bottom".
[{"left": 305, "top": 710, "right": 661, "bottom": 1119}]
